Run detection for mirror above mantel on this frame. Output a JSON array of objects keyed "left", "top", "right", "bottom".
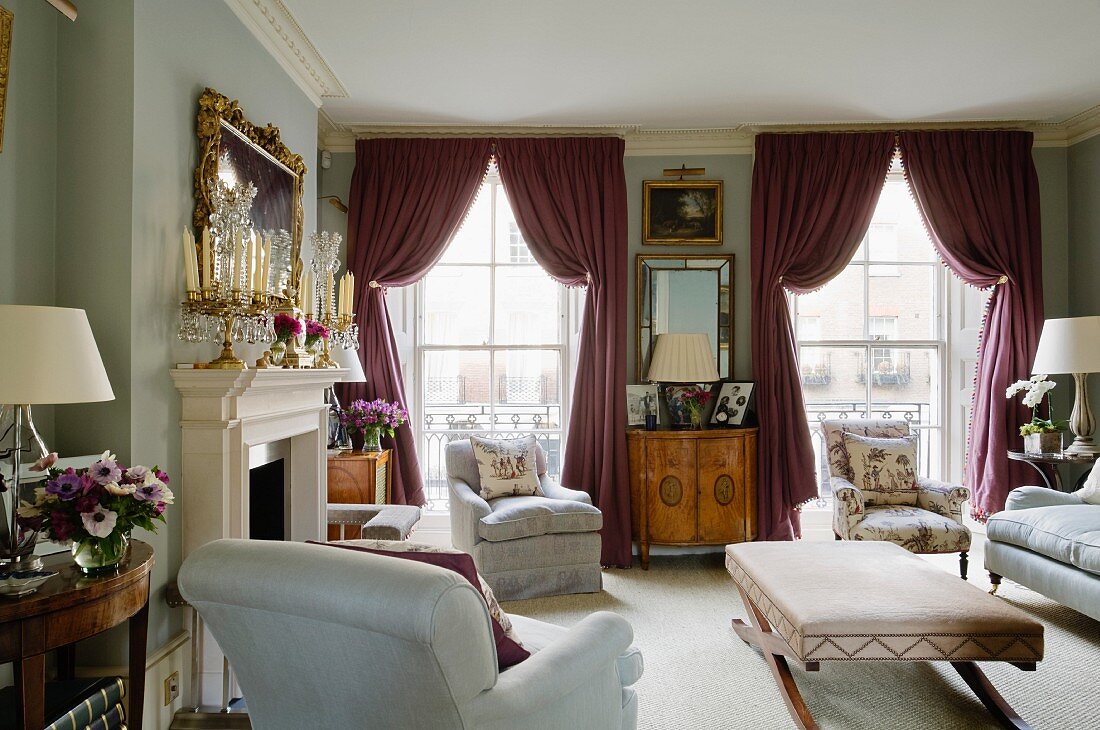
[{"left": 636, "top": 254, "right": 733, "bottom": 382}]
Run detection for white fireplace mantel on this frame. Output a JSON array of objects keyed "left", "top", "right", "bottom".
[{"left": 171, "top": 368, "right": 345, "bottom": 559}]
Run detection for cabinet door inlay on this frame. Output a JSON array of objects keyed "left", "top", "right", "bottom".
[
  {"left": 714, "top": 474, "right": 735, "bottom": 505},
  {"left": 659, "top": 475, "right": 683, "bottom": 506}
]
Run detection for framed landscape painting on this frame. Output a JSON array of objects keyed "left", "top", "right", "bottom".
[{"left": 643, "top": 180, "right": 723, "bottom": 245}]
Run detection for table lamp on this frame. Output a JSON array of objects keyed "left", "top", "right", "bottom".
[
  {"left": 0, "top": 306, "right": 114, "bottom": 569},
  {"left": 327, "top": 346, "right": 366, "bottom": 449},
  {"left": 1032, "top": 316, "right": 1100, "bottom": 454},
  {"left": 646, "top": 333, "right": 719, "bottom": 429}
]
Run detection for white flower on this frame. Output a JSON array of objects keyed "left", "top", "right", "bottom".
[
  {"left": 98, "top": 449, "right": 117, "bottom": 462},
  {"left": 1006, "top": 380, "right": 1032, "bottom": 398},
  {"left": 104, "top": 481, "right": 135, "bottom": 496},
  {"left": 159, "top": 485, "right": 175, "bottom": 505},
  {"left": 1031, "top": 374, "right": 1049, "bottom": 383},
  {"left": 80, "top": 506, "right": 118, "bottom": 538},
  {"left": 17, "top": 501, "right": 41, "bottom": 520}
]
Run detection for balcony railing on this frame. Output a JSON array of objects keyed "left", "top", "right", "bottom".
[
  {"left": 856, "top": 351, "right": 913, "bottom": 386},
  {"left": 804, "top": 401, "right": 933, "bottom": 508},
  {"left": 420, "top": 405, "right": 562, "bottom": 510}
]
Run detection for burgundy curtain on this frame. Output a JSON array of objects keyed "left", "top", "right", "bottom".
[
  {"left": 339, "top": 138, "right": 494, "bottom": 505},
  {"left": 494, "top": 137, "right": 631, "bottom": 567},
  {"left": 899, "top": 131, "right": 1044, "bottom": 520},
  {"left": 751, "top": 132, "right": 896, "bottom": 540}
]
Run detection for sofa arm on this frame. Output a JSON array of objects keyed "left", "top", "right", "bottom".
[
  {"left": 466, "top": 612, "right": 636, "bottom": 724},
  {"left": 916, "top": 478, "right": 970, "bottom": 523},
  {"left": 448, "top": 477, "right": 492, "bottom": 550},
  {"left": 1005, "top": 485, "right": 1084, "bottom": 511},
  {"left": 538, "top": 474, "right": 593, "bottom": 505},
  {"left": 831, "top": 477, "right": 865, "bottom": 539}
]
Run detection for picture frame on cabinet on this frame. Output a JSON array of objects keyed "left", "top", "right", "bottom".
[
  {"left": 626, "top": 384, "right": 659, "bottom": 427},
  {"left": 710, "top": 381, "right": 755, "bottom": 427}
]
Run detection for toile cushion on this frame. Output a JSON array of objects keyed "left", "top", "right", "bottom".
[
  {"left": 842, "top": 432, "right": 920, "bottom": 506},
  {"left": 470, "top": 435, "right": 544, "bottom": 500},
  {"left": 822, "top": 420, "right": 911, "bottom": 484},
  {"left": 310, "top": 539, "right": 529, "bottom": 668},
  {"left": 987, "top": 505, "right": 1100, "bottom": 575},
  {"left": 478, "top": 495, "right": 603, "bottom": 542},
  {"left": 851, "top": 505, "right": 971, "bottom": 553}
]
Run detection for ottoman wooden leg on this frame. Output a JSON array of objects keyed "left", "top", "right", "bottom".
[
  {"left": 951, "top": 661, "right": 1033, "bottom": 730},
  {"left": 960, "top": 551, "right": 968, "bottom": 580},
  {"left": 731, "top": 583, "right": 819, "bottom": 730}
]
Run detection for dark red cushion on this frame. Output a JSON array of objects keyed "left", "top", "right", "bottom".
[{"left": 307, "top": 541, "right": 529, "bottom": 669}]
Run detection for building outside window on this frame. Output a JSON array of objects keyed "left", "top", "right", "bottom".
[
  {"left": 791, "top": 166, "right": 945, "bottom": 505},
  {"left": 416, "top": 173, "right": 569, "bottom": 510}
]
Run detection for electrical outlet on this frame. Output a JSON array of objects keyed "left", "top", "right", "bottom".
[{"left": 164, "top": 671, "right": 180, "bottom": 706}]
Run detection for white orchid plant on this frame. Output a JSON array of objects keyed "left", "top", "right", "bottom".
[{"left": 1005, "top": 375, "right": 1067, "bottom": 436}]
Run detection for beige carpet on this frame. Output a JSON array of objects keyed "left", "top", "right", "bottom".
[{"left": 503, "top": 537, "right": 1100, "bottom": 730}]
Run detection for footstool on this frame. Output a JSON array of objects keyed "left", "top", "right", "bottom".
[
  {"left": 327, "top": 504, "right": 421, "bottom": 541},
  {"left": 725, "top": 542, "right": 1044, "bottom": 730}
]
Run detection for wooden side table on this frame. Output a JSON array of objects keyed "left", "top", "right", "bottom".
[
  {"left": 627, "top": 428, "right": 758, "bottom": 569},
  {"left": 0, "top": 541, "right": 154, "bottom": 730},
  {"left": 327, "top": 450, "right": 392, "bottom": 540},
  {"left": 1006, "top": 450, "right": 1097, "bottom": 492}
]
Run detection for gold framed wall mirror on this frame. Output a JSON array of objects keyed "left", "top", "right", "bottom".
[
  {"left": 192, "top": 87, "right": 307, "bottom": 299},
  {"left": 636, "top": 254, "right": 734, "bottom": 381}
]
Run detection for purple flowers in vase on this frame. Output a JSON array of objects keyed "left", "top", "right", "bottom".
[{"left": 339, "top": 398, "right": 409, "bottom": 452}]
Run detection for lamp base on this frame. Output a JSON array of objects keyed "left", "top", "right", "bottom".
[
  {"left": 1064, "top": 437, "right": 1100, "bottom": 455},
  {"left": 1, "top": 555, "right": 44, "bottom": 573}
]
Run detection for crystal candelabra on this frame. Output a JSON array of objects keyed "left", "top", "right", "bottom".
[
  {"left": 304, "top": 231, "right": 359, "bottom": 368},
  {"left": 177, "top": 179, "right": 285, "bottom": 368}
]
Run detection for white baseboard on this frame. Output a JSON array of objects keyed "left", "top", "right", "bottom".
[{"left": 76, "top": 630, "right": 191, "bottom": 730}]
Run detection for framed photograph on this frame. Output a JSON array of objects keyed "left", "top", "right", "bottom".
[
  {"left": 626, "top": 384, "right": 659, "bottom": 427},
  {"left": 642, "top": 180, "right": 723, "bottom": 245},
  {"left": 710, "top": 381, "right": 755, "bottom": 427}
]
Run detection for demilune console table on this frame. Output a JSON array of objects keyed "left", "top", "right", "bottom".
[
  {"left": 0, "top": 541, "right": 153, "bottom": 730},
  {"left": 1006, "top": 450, "right": 1097, "bottom": 492}
]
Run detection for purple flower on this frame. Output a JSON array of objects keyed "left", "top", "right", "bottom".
[
  {"left": 155, "top": 469, "right": 170, "bottom": 485},
  {"left": 46, "top": 470, "right": 83, "bottom": 501},
  {"left": 90, "top": 458, "right": 122, "bottom": 485},
  {"left": 50, "top": 510, "right": 76, "bottom": 541},
  {"left": 125, "top": 465, "right": 149, "bottom": 483},
  {"left": 134, "top": 479, "right": 167, "bottom": 502}
]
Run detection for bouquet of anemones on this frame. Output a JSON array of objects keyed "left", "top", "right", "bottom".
[
  {"left": 25, "top": 451, "right": 173, "bottom": 564},
  {"left": 304, "top": 319, "right": 330, "bottom": 348},
  {"left": 273, "top": 313, "right": 302, "bottom": 344},
  {"left": 339, "top": 398, "right": 409, "bottom": 437}
]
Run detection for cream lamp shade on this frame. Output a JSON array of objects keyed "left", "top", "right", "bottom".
[
  {"left": 0, "top": 305, "right": 114, "bottom": 404},
  {"left": 646, "top": 333, "right": 719, "bottom": 383},
  {"left": 330, "top": 345, "right": 367, "bottom": 383},
  {"left": 1032, "top": 316, "right": 1100, "bottom": 374}
]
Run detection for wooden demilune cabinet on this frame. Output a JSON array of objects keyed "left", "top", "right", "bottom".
[
  {"left": 627, "top": 428, "right": 758, "bottom": 569},
  {"left": 326, "top": 450, "right": 392, "bottom": 540}
]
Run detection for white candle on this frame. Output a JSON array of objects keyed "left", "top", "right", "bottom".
[
  {"left": 302, "top": 271, "right": 313, "bottom": 317},
  {"left": 201, "top": 227, "right": 211, "bottom": 288},
  {"left": 248, "top": 231, "right": 258, "bottom": 292},
  {"left": 182, "top": 229, "right": 193, "bottom": 291},
  {"left": 337, "top": 274, "right": 346, "bottom": 316},
  {"left": 233, "top": 231, "right": 244, "bottom": 290},
  {"left": 261, "top": 237, "right": 272, "bottom": 295},
  {"left": 348, "top": 272, "right": 355, "bottom": 314}
]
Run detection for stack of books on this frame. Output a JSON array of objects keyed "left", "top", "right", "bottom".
[{"left": 0, "top": 676, "right": 126, "bottom": 730}]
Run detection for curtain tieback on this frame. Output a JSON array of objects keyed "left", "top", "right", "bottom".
[
  {"left": 996, "top": 275, "right": 1008, "bottom": 285},
  {"left": 369, "top": 280, "right": 381, "bottom": 289}
]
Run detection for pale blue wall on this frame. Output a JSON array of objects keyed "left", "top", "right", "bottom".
[{"left": 1067, "top": 134, "right": 1100, "bottom": 420}]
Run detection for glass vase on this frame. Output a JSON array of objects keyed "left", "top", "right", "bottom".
[
  {"left": 71, "top": 533, "right": 129, "bottom": 575},
  {"left": 689, "top": 410, "right": 704, "bottom": 430},
  {"left": 361, "top": 427, "right": 382, "bottom": 453}
]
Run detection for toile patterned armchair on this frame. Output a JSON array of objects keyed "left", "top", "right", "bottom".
[{"left": 823, "top": 419, "right": 972, "bottom": 578}]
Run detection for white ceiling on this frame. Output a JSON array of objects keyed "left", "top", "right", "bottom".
[{"left": 279, "top": 0, "right": 1100, "bottom": 128}]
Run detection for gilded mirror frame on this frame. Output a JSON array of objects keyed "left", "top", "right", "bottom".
[
  {"left": 193, "top": 87, "right": 307, "bottom": 294},
  {"left": 635, "top": 253, "right": 734, "bottom": 382}
]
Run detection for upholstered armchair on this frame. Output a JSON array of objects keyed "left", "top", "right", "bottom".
[
  {"left": 179, "top": 539, "right": 642, "bottom": 730},
  {"left": 822, "top": 419, "right": 972, "bottom": 578},
  {"left": 446, "top": 438, "right": 603, "bottom": 600}
]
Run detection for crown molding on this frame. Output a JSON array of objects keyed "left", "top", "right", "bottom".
[{"left": 225, "top": 0, "right": 348, "bottom": 108}]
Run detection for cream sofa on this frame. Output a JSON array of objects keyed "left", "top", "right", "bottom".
[{"left": 179, "top": 539, "right": 642, "bottom": 730}]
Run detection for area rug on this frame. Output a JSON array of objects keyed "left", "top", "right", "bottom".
[{"left": 503, "top": 539, "right": 1099, "bottom": 729}]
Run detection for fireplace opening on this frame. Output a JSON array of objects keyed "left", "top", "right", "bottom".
[{"left": 249, "top": 459, "right": 285, "bottom": 540}]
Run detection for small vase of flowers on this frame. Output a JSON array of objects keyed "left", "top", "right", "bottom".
[
  {"left": 678, "top": 388, "right": 714, "bottom": 430},
  {"left": 304, "top": 319, "right": 330, "bottom": 354},
  {"left": 271, "top": 313, "right": 303, "bottom": 365},
  {"left": 26, "top": 451, "right": 172, "bottom": 574},
  {"left": 1006, "top": 375, "right": 1067, "bottom": 454},
  {"left": 340, "top": 398, "right": 409, "bottom": 452}
]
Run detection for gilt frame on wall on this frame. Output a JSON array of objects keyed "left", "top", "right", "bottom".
[
  {"left": 0, "top": 6, "right": 12, "bottom": 153},
  {"left": 642, "top": 180, "right": 723, "bottom": 245}
]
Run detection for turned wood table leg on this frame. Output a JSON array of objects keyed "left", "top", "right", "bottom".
[
  {"left": 951, "top": 661, "right": 1032, "bottom": 730},
  {"left": 731, "top": 584, "right": 818, "bottom": 730}
]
